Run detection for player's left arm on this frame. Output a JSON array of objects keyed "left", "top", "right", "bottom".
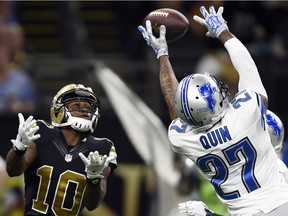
[
  {"left": 193, "top": 6, "right": 268, "bottom": 111},
  {"left": 83, "top": 165, "right": 111, "bottom": 210},
  {"left": 220, "top": 29, "right": 268, "bottom": 111},
  {"left": 79, "top": 151, "right": 115, "bottom": 210}
]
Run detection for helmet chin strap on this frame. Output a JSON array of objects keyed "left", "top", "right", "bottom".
[{"left": 67, "top": 112, "right": 97, "bottom": 133}]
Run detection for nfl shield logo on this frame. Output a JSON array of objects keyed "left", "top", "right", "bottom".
[{"left": 65, "top": 154, "right": 72, "bottom": 162}]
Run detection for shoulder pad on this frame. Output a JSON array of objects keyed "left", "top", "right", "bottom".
[
  {"left": 37, "top": 120, "right": 54, "bottom": 129},
  {"left": 93, "top": 137, "right": 114, "bottom": 145}
]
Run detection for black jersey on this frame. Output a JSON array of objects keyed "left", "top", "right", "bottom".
[{"left": 24, "top": 120, "right": 117, "bottom": 216}]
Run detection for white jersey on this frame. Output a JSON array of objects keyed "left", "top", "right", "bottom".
[
  {"left": 278, "top": 159, "right": 288, "bottom": 184},
  {"left": 169, "top": 89, "right": 288, "bottom": 215}
]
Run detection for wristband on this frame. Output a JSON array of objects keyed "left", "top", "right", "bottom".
[
  {"left": 13, "top": 145, "right": 27, "bottom": 156},
  {"left": 157, "top": 48, "right": 169, "bottom": 59},
  {"left": 86, "top": 178, "right": 100, "bottom": 185}
]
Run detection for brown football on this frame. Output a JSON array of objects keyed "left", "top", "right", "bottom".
[{"left": 143, "top": 8, "right": 190, "bottom": 42}]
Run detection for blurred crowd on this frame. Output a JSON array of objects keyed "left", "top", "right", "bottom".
[
  {"left": 0, "top": 1, "right": 35, "bottom": 114},
  {"left": 0, "top": 2, "right": 34, "bottom": 216},
  {"left": 0, "top": 1, "right": 288, "bottom": 216}
]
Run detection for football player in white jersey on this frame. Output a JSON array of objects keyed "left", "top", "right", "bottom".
[
  {"left": 138, "top": 5, "right": 288, "bottom": 216},
  {"left": 178, "top": 110, "right": 287, "bottom": 216}
]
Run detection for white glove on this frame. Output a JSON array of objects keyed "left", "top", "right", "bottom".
[
  {"left": 11, "top": 113, "right": 41, "bottom": 151},
  {"left": 138, "top": 20, "right": 168, "bottom": 59},
  {"left": 193, "top": 6, "right": 228, "bottom": 38},
  {"left": 178, "top": 200, "right": 212, "bottom": 216},
  {"left": 79, "top": 151, "right": 114, "bottom": 180}
]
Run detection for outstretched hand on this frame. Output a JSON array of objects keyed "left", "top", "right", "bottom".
[
  {"left": 79, "top": 151, "right": 114, "bottom": 180},
  {"left": 138, "top": 20, "right": 168, "bottom": 59},
  {"left": 193, "top": 6, "right": 228, "bottom": 38},
  {"left": 11, "top": 113, "right": 41, "bottom": 151}
]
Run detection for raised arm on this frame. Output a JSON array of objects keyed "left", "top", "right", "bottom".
[
  {"left": 222, "top": 30, "right": 268, "bottom": 109},
  {"left": 6, "top": 113, "right": 40, "bottom": 176},
  {"left": 138, "top": 21, "right": 178, "bottom": 120},
  {"left": 159, "top": 56, "right": 178, "bottom": 120},
  {"left": 193, "top": 6, "right": 268, "bottom": 110}
]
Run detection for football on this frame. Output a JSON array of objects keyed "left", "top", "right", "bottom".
[{"left": 143, "top": 8, "right": 190, "bottom": 42}]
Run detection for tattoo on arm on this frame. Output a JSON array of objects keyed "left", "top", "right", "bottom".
[{"left": 159, "top": 56, "right": 179, "bottom": 120}]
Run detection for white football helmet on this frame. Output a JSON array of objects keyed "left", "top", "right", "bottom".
[
  {"left": 175, "top": 73, "right": 229, "bottom": 131},
  {"left": 50, "top": 84, "right": 100, "bottom": 134},
  {"left": 266, "top": 110, "right": 285, "bottom": 152}
]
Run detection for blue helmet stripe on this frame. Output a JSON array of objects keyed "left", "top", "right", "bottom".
[
  {"left": 181, "top": 75, "right": 198, "bottom": 126},
  {"left": 258, "top": 94, "right": 266, "bottom": 128}
]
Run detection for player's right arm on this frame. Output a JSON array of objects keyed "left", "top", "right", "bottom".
[
  {"left": 6, "top": 113, "right": 40, "bottom": 176},
  {"left": 159, "top": 56, "right": 178, "bottom": 120},
  {"left": 193, "top": 6, "right": 268, "bottom": 111},
  {"left": 138, "top": 21, "right": 178, "bottom": 120},
  {"left": 6, "top": 142, "right": 37, "bottom": 176}
]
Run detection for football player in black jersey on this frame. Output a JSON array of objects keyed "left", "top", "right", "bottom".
[{"left": 6, "top": 84, "right": 117, "bottom": 216}]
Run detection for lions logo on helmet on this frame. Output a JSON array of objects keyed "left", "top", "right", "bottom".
[
  {"left": 50, "top": 84, "right": 101, "bottom": 134},
  {"left": 175, "top": 73, "right": 229, "bottom": 131},
  {"left": 198, "top": 83, "right": 217, "bottom": 114},
  {"left": 266, "top": 110, "right": 285, "bottom": 152}
]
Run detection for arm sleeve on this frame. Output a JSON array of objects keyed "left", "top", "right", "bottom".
[{"left": 224, "top": 38, "right": 268, "bottom": 99}]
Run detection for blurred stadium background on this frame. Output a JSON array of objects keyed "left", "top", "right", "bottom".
[{"left": 0, "top": 1, "right": 288, "bottom": 216}]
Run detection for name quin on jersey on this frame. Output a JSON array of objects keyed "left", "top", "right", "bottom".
[{"left": 200, "top": 126, "right": 232, "bottom": 149}]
